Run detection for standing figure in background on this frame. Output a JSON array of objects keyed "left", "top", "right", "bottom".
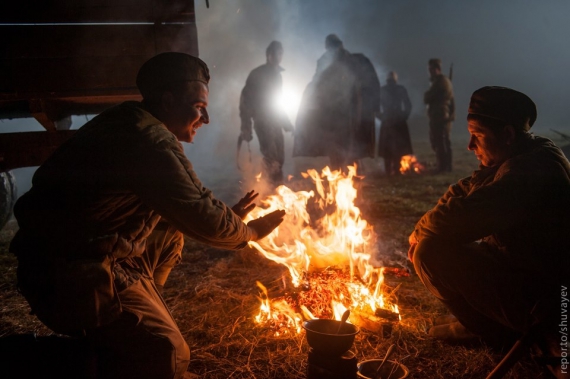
[
  {"left": 377, "top": 71, "right": 413, "bottom": 175},
  {"left": 294, "top": 34, "right": 380, "bottom": 172},
  {"left": 424, "top": 58, "right": 454, "bottom": 173},
  {"left": 239, "top": 41, "right": 294, "bottom": 186}
]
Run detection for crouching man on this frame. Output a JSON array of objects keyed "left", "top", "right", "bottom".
[
  {"left": 10, "top": 53, "right": 285, "bottom": 379},
  {"left": 409, "top": 86, "right": 569, "bottom": 377}
]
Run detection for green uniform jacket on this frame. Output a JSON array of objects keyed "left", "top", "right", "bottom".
[
  {"left": 11, "top": 101, "right": 254, "bottom": 333},
  {"left": 13, "top": 101, "right": 253, "bottom": 255},
  {"left": 424, "top": 73, "right": 454, "bottom": 124},
  {"left": 413, "top": 134, "right": 570, "bottom": 276}
]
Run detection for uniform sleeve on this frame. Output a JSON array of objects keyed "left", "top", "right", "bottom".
[
  {"left": 414, "top": 167, "right": 532, "bottom": 244},
  {"left": 424, "top": 76, "right": 453, "bottom": 105},
  {"left": 126, "top": 133, "right": 254, "bottom": 250}
]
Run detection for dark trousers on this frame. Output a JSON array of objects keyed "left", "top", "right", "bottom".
[
  {"left": 412, "top": 238, "right": 548, "bottom": 344},
  {"left": 88, "top": 222, "right": 189, "bottom": 379},
  {"left": 429, "top": 121, "right": 452, "bottom": 172},
  {"left": 254, "top": 120, "right": 285, "bottom": 186},
  {"left": 383, "top": 151, "right": 401, "bottom": 176}
]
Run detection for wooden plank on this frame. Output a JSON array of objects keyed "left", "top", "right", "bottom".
[
  {"left": 2, "top": 25, "right": 158, "bottom": 59},
  {"left": 0, "top": 24, "right": 199, "bottom": 94},
  {"left": 349, "top": 309, "right": 396, "bottom": 338},
  {"left": 0, "top": 0, "right": 198, "bottom": 161},
  {"left": 0, "top": 0, "right": 195, "bottom": 24}
]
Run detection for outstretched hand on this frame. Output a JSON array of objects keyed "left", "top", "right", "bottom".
[
  {"left": 248, "top": 209, "right": 286, "bottom": 241},
  {"left": 232, "top": 190, "right": 259, "bottom": 220}
]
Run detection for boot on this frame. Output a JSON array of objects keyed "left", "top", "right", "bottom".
[
  {"left": 532, "top": 330, "right": 564, "bottom": 379},
  {"left": 428, "top": 321, "right": 480, "bottom": 345},
  {"left": 434, "top": 314, "right": 458, "bottom": 326}
]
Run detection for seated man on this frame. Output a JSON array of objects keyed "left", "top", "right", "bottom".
[
  {"left": 409, "top": 87, "right": 568, "bottom": 375},
  {"left": 10, "top": 52, "right": 285, "bottom": 379}
]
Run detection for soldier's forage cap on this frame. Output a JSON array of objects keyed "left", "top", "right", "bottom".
[
  {"left": 136, "top": 52, "right": 210, "bottom": 99},
  {"left": 468, "top": 86, "right": 537, "bottom": 130}
]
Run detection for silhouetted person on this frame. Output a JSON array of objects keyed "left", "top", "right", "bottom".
[
  {"left": 378, "top": 71, "right": 413, "bottom": 175},
  {"left": 240, "top": 41, "right": 293, "bottom": 186},
  {"left": 424, "top": 58, "right": 454, "bottom": 173},
  {"left": 10, "top": 53, "right": 285, "bottom": 379},
  {"left": 294, "top": 34, "right": 380, "bottom": 171}
]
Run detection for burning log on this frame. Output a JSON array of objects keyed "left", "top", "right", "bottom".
[
  {"left": 248, "top": 167, "right": 403, "bottom": 336},
  {"left": 382, "top": 267, "right": 410, "bottom": 278},
  {"left": 374, "top": 308, "right": 400, "bottom": 322},
  {"left": 349, "top": 308, "right": 395, "bottom": 338}
]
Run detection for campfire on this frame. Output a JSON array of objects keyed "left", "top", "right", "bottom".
[
  {"left": 244, "top": 166, "right": 403, "bottom": 336},
  {"left": 399, "top": 155, "right": 425, "bottom": 174}
]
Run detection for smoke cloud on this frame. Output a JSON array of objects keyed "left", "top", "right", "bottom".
[
  {"left": 189, "top": 0, "right": 570, "bottom": 201},
  {"left": 2, "top": 0, "right": 569, "bottom": 204}
]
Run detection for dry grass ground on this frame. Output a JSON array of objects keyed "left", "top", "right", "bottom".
[{"left": 0, "top": 139, "right": 554, "bottom": 378}]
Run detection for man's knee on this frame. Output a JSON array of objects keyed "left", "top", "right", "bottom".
[
  {"left": 412, "top": 238, "right": 443, "bottom": 273},
  {"left": 412, "top": 238, "right": 465, "bottom": 285},
  {"left": 93, "top": 320, "right": 190, "bottom": 379}
]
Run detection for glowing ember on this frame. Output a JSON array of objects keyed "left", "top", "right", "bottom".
[
  {"left": 255, "top": 281, "right": 302, "bottom": 335},
  {"left": 246, "top": 166, "right": 400, "bottom": 334},
  {"left": 399, "top": 155, "right": 425, "bottom": 174}
]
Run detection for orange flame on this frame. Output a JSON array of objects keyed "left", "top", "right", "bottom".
[
  {"left": 399, "top": 155, "right": 425, "bottom": 174},
  {"left": 248, "top": 166, "right": 398, "bottom": 333},
  {"left": 254, "top": 281, "right": 302, "bottom": 334}
]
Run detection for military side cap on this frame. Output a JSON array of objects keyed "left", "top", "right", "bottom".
[
  {"left": 136, "top": 52, "right": 210, "bottom": 99},
  {"left": 468, "top": 86, "right": 537, "bottom": 130}
]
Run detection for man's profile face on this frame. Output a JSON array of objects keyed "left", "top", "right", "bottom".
[
  {"left": 166, "top": 82, "right": 210, "bottom": 143},
  {"left": 467, "top": 119, "right": 511, "bottom": 167}
]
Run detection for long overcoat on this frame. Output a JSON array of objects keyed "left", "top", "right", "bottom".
[
  {"left": 294, "top": 49, "right": 380, "bottom": 160},
  {"left": 378, "top": 81, "right": 413, "bottom": 159}
]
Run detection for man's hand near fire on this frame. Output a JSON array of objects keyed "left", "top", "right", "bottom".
[
  {"left": 408, "top": 231, "right": 418, "bottom": 262},
  {"left": 247, "top": 209, "right": 286, "bottom": 240},
  {"left": 232, "top": 190, "right": 259, "bottom": 219}
]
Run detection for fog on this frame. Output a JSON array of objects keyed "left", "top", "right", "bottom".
[
  {"left": 188, "top": 0, "right": 570, "bottom": 200},
  {"left": 3, "top": 0, "right": 570, "bottom": 202}
]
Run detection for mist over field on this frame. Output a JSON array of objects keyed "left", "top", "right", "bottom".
[{"left": 2, "top": 0, "right": 570, "bottom": 200}]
